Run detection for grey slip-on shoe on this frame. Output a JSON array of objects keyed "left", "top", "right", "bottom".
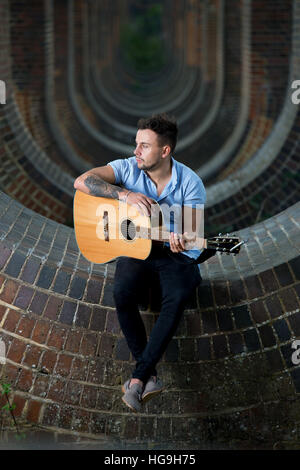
[
  {"left": 141, "top": 377, "right": 164, "bottom": 403},
  {"left": 121, "top": 380, "right": 143, "bottom": 412}
]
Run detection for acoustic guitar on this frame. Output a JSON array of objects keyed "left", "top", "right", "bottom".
[{"left": 73, "top": 190, "right": 245, "bottom": 264}]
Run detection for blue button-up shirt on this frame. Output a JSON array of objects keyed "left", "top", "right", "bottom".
[{"left": 108, "top": 156, "right": 206, "bottom": 262}]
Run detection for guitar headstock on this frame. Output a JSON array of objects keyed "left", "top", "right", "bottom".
[{"left": 207, "top": 234, "right": 246, "bottom": 255}]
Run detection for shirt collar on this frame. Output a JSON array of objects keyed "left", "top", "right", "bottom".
[
  {"left": 142, "top": 157, "right": 178, "bottom": 186},
  {"left": 169, "top": 157, "right": 178, "bottom": 188}
]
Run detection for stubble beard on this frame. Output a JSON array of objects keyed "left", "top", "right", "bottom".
[
  {"left": 137, "top": 155, "right": 162, "bottom": 172},
  {"left": 139, "top": 161, "right": 159, "bottom": 172}
]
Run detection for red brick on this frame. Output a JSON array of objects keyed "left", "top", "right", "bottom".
[
  {"left": 55, "top": 354, "right": 73, "bottom": 377},
  {"left": 31, "top": 374, "right": 50, "bottom": 398},
  {"left": 10, "top": 393, "right": 26, "bottom": 418},
  {"left": 31, "top": 319, "right": 50, "bottom": 344},
  {"left": 26, "top": 399, "right": 43, "bottom": 423},
  {"left": 0, "top": 304, "right": 6, "bottom": 322},
  {"left": 7, "top": 338, "right": 26, "bottom": 363},
  {"left": 47, "top": 377, "right": 66, "bottom": 402},
  {"left": 70, "top": 357, "right": 88, "bottom": 381},
  {"left": 57, "top": 405, "right": 73, "bottom": 429},
  {"left": 0, "top": 279, "right": 19, "bottom": 305},
  {"left": 40, "top": 349, "right": 58, "bottom": 374},
  {"left": 96, "top": 388, "right": 114, "bottom": 411},
  {"left": 1, "top": 363, "right": 19, "bottom": 387},
  {"left": 43, "top": 296, "right": 63, "bottom": 321},
  {"left": 22, "top": 344, "right": 42, "bottom": 368},
  {"left": 47, "top": 324, "right": 67, "bottom": 350},
  {"left": 98, "top": 334, "right": 115, "bottom": 357},
  {"left": 87, "top": 359, "right": 105, "bottom": 385},
  {"left": 90, "top": 413, "right": 106, "bottom": 434},
  {"left": 80, "top": 385, "right": 98, "bottom": 409},
  {"left": 17, "top": 368, "right": 33, "bottom": 392},
  {"left": 42, "top": 403, "right": 60, "bottom": 427},
  {"left": 16, "top": 315, "right": 36, "bottom": 338},
  {"left": 2, "top": 309, "right": 20, "bottom": 332},
  {"left": 80, "top": 332, "right": 98, "bottom": 357},
  {"left": 64, "top": 381, "right": 83, "bottom": 406},
  {"left": 71, "top": 409, "right": 90, "bottom": 433},
  {"left": 65, "top": 329, "right": 83, "bottom": 353},
  {"left": 123, "top": 416, "right": 140, "bottom": 440}
]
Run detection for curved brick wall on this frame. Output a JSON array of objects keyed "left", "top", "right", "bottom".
[
  {"left": 0, "top": 0, "right": 300, "bottom": 449},
  {"left": 0, "top": 195, "right": 299, "bottom": 446}
]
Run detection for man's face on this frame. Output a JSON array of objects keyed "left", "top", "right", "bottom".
[{"left": 134, "top": 129, "right": 167, "bottom": 172}]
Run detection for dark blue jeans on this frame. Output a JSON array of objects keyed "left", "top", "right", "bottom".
[{"left": 113, "top": 243, "right": 202, "bottom": 383}]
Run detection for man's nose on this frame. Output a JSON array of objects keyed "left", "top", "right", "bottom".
[{"left": 134, "top": 144, "right": 141, "bottom": 156}]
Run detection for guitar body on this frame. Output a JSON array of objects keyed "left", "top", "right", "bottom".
[{"left": 73, "top": 191, "right": 153, "bottom": 264}]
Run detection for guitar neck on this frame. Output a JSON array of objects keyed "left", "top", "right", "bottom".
[
  {"left": 136, "top": 227, "right": 243, "bottom": 254},
  {"left": 137, "top": 226, "right": 207, "bottom": 248}
]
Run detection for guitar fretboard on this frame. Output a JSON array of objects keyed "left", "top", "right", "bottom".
[{"left": 132, "top": 225, "right": 206, "bottom": 249}]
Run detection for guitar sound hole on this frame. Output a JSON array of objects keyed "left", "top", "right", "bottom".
[{"left": 120, "top": 219, "right": 136, "bottom": 241}]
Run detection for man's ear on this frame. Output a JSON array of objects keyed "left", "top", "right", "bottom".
[{"left": 162, "top": 145, "right": 171, "bottom": 158}]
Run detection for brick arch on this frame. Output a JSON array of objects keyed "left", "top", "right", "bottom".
[
  {"left": 0, "top": 0, "right": 300, "bottom": 448},
  {"left": 0, "top": 192, "right": 299, "bottom": 445}
]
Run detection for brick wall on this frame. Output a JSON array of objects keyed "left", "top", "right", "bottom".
[
  {"left": 0, "top": 192, "right": 299, "bottom": 447},
  {"left": 0, "top": 0, "right": 299, "bottom": 449}
]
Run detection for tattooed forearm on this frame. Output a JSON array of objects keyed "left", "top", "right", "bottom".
[{"left": 84, "top": 175, "right": 121, "bottom": 199}]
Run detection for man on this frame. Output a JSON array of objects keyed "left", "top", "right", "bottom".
[{"left": 74, "top": 113, "right": 206, "bottom": 412}]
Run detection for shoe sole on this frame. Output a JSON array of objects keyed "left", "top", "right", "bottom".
[
  {"left": 142, "top": 388, "right": 163, "bottom": 403},
  {"left": 121, "top": 395, "right": 139, "bottom": 412}
]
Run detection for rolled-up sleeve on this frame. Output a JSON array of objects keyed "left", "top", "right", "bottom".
[
  {"left": 184, "top": 176, "right": 206, "bottom": 208},
  {"left": 107, "top": 158, "right": 131, "bottom": 186}
]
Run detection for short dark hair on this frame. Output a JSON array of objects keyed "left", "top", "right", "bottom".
[{"left": 137, "top": 113, "right": 178, "bottom": 153}]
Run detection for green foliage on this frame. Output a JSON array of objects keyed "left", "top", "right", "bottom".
[
  {"left": 2, "top": 403, "right": 16, "bottom": 412},
  {"left": 120, "top": 4, "right": 166, "bottom": 73},
  {"left": 1, "top": 381, "right": 25, "bottom": 441},
  {"left": 1, "top": 383, "right": 11, "bottom": 395}
]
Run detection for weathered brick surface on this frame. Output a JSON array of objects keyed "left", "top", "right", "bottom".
[{"left": 1, "top": 212, "right": 298, "bottom": 447}]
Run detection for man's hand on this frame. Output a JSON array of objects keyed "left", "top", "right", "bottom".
[
  {"left": 169, "top": 232, "right": 198, "bottom": 252},
  {"left": 126, "top": 191, "right": 155, "bottom": 217},
  {"left": 169, "top": 232, "right": 186, "bottom": 253}
]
